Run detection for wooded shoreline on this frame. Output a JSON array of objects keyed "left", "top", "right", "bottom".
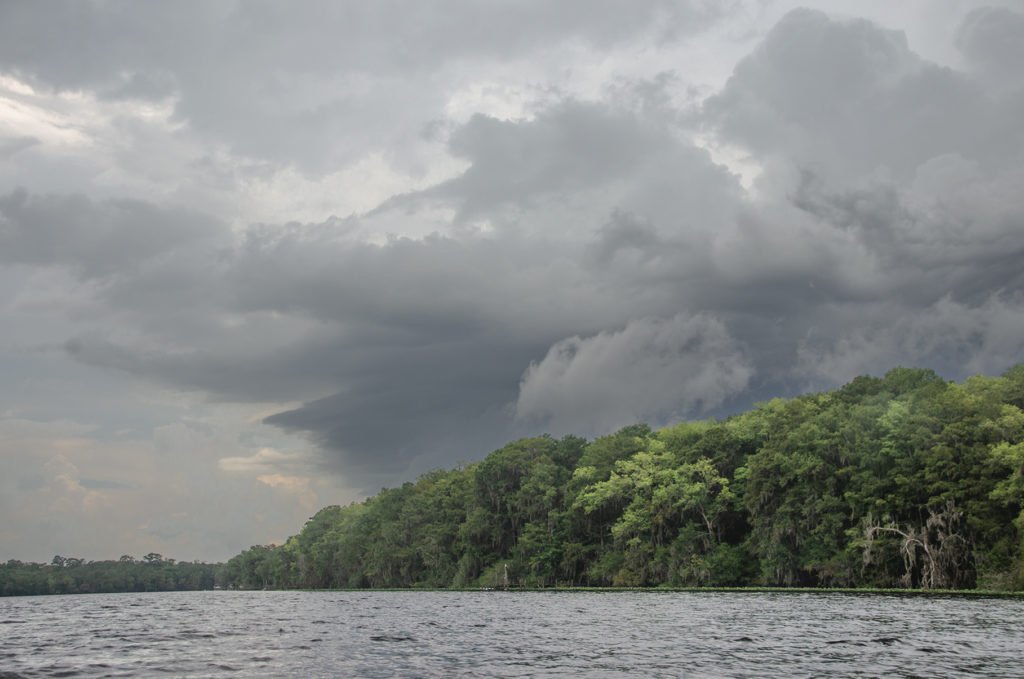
[
  {"left": 6, "top": 365, "right": 1024, "bottom": 597},
  {"left": 222, "top": 366, "right": 1024, "bottom": 593}
]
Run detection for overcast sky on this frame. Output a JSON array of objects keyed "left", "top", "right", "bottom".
[{"left": 2, "top": 0, "right": 1023, "bottom": 562}]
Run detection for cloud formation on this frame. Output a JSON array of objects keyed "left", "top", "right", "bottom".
[
  {"left": 2, "top": 2, "right": 1023, "bottom": 559},
  {"left": 0, "top": 1, "right": 728, "bottom": 172},
  {"left": 516, "top": 314, "right": 753, "bottom": 436}
]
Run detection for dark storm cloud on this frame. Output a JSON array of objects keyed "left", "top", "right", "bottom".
[
  {"left": 26, "top": 91, "right": 743, "bottom": 479},
  {"left": 263, "top": 336, "right": 542, "bottom": 478},
  {"left": 784, "top": 162, "right": 1024, "bottom": 305},
  {"left": 2, "top": 6, "right": 1023, "bottom": 488},
  {"left": 515, "top": 314, "right": 754, "bottom": 436},
  {"left": 59, "top": 216, "right": 608, "bottom": 475},
  {"left": 698, "top": 7, "right": 1024, "bottom": 388}
]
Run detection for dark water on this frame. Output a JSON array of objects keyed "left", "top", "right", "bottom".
[{"left": 1, "top": 591, "right": 1023, "bottom": 677}]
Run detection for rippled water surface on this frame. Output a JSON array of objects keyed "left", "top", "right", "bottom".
[{"left": 2, "top": 590, "right": 1023, "bottom": 677}]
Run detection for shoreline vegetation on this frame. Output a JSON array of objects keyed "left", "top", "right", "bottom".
[{"left": 4, "top": 365, "right": 1024, "bottom": 596}]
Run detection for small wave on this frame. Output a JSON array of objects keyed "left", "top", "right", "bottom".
[
  {"left": 871, "top": 637, "right": 901, "bottom": 645},
  {"left": 370, "top": 634, "right": 414, "bottom": 642}
]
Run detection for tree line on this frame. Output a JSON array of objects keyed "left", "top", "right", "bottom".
[
  {"left": 222, "top": 366, "right": 1024, "bottom": 591},
  {"left": 4, "top": 365, "right": 1021, "bottom": 596},
  {"left": 0, "top": 553, "right": 218, "bottom": 596}
]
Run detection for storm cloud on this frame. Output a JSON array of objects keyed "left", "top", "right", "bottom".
[
  {"left": 516, "top": 314, "right": 754, "bottom": 436},
  {"left": 2, "top": 1, "right": 1023, "bottom": 560}
]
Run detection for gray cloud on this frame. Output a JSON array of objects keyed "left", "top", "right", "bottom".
[
  {"left": 587, "top": 210, "right": 663, "bottom": 268},
  {"left": 515, "top": 314, "right": 753, "bottom": 436},
  {"left": 704, "top": 8, "right": 991, "bottom": 182},
  {"left": 0, "top": 190, "right": 221, "bottom": 280},
  {"left": 395, "top": 101, "right": 675, "bottom": 222},
  {"left": 0, "top": 1, "right": 724, "bottom": 85},
  {"left": 0, "top": 0, "right": 728, "bottom": 172},
  {"left": 263, "top": 348, "right": 530, "bottom": 479},
  {"left": 797, "top": 294, "right": 1024, "bottom": 387},
  {"left": 957, "top": 6, "right": 1024, "bottom": 85},
  {"left": 0, "top": 135, "right": 39, "bottom": 159}
]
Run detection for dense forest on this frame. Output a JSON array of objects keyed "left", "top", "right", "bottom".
[
  {"left": 223, "top": 366, "right": 1024, "bottom": 592},
  {"left": 0, "top": 554, "right": 218, "bottom": 596}
]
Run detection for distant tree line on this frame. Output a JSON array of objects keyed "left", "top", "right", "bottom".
[
  {"left": 222, "top": 366, "right": 1024, "bottom": 591},
  {"left": 0, "top": 553, "right": 218, "bottom": 596}
]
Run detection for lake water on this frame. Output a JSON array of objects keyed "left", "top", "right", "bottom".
[{"left": 2, "top": 590, "right": 1023, "bottom": 677}]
